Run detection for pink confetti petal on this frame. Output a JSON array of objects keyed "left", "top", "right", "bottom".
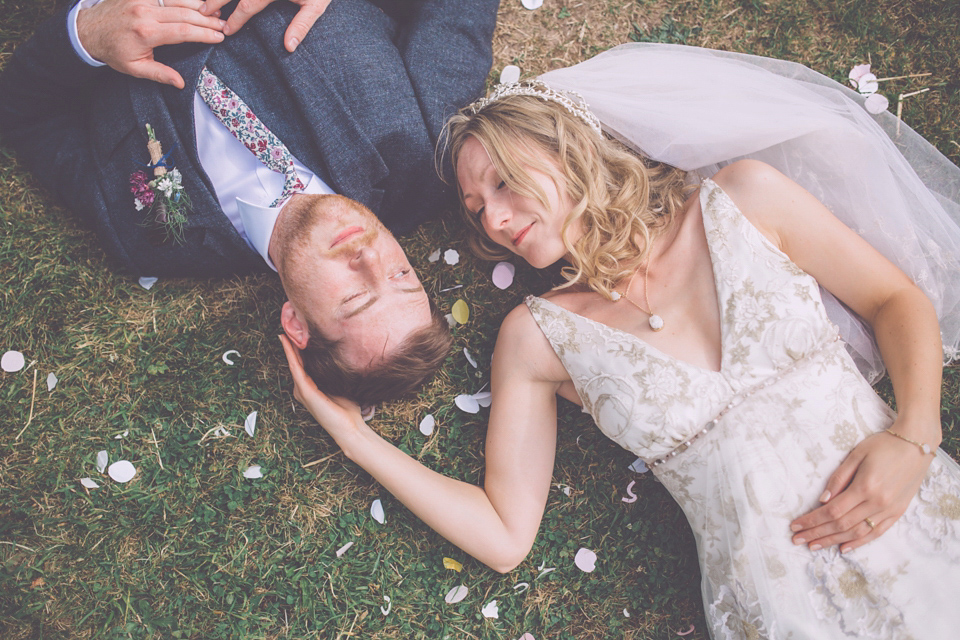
[
  {"left": 517, "top": 634, "right": 535, "bottom": 640},
  {"left": 472, "top": 391, "right": 492, "bottom": 408},
  {"left": 361, "top": 405, "right": 376, "bottom": 422},
  {"left": 574, "top": 548, "right": 597, "bottom": 572},
  {"left": 621, "top": 480, "right": 638, "bottom": 503},
  {"left": 864, "top": 93, "right": 890, "bottom": 114},
  {"left": 499, "top": 65, "right": 521, "bottom": 85},
  {"left": 1, "top": 350, "right": 25, "bottom": 373},
  {"left": 444, "top": 585, "right": 468, "bottom": 603},
  {"left": 443, "top": 249, "right": 460, "bottom": 265},
  {"left": 848, "top": 63, "right": 871, "bottom": 86},
  {"left": 676, "top": 625, "right": 696, "bottom": 636},
  {"left": 492, "top": 261, "right": 516, "bottom": 289},
  {"left": 857, "top": 73, "right": 879, "bottom": 95}
]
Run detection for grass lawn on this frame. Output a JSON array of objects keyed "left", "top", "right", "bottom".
[{"left": 1, "top": 0, "right": 958, "bottom": 638}]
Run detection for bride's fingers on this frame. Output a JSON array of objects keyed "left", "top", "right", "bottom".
[
  {"left": 791, "top": 490, "right": 863, "bottom": 543},
  {"left": 838, "top": 515, "right": 895, "bottom": 553}
]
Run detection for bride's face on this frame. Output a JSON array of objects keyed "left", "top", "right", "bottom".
[{"left": 456, "top": 135, "right": 578, "bottom": 268}]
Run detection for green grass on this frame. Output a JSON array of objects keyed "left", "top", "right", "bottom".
[{"left": 1, "top": 0, "right": 958, "bottom": 638}]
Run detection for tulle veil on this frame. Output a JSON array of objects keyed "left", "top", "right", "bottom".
[{"left": 540, "top": 43, "right": 960, "bottom": 382}]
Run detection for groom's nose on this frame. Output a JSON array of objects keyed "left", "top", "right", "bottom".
[{"left": 349, "top": 246, "right": 381, "bottom": 271}]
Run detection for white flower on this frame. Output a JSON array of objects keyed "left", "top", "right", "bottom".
[{"left": 134, "top": 198, "right": 145, "bottom": 211}]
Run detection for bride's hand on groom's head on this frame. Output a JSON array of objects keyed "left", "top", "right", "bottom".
[
  {"left": 201, "top": 0, "right": 332, "bottom": 52},
  {"left": 279, "top": 334, "right": 365, "bottom": 439}
]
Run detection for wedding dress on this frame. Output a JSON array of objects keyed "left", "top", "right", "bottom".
[{"left": 527, "top": 179, "right": 960, "bottom": 639}]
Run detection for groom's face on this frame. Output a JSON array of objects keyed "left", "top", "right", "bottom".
[{"left": 284, "top": 197, "right": 433, "bottom": 371}]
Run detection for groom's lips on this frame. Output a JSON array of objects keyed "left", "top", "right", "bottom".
[
  {"left": 513, "top": 223, "right": 533, "bottom": 246},
  {"left": 331, "top": 226, "right": 364, "bottom": 248}
]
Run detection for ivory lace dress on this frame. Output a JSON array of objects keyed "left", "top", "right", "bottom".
[{"left": 526, "top": 179, "right": 960, "bottom": 639}]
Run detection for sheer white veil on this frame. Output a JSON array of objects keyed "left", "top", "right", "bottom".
[{"left": 540, "top": 43, "right": 960, "bottom": 382}]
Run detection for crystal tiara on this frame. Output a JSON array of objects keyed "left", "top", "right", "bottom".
[{"left": 468, "top": 80, "right": 603, "bottom": 137}]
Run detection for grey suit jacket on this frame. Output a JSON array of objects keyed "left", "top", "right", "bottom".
[{"left": 0, "top": 0, "right": 498, "bottom": 277}]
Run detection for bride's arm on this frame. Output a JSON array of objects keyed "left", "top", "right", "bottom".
[
  {"left": 279, "top": 305, "right": 560, "bottom": 572},
  {"left": 716, "top": 159, "right": 942, "bottom": 553}
]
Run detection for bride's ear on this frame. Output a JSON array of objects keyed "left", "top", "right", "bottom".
[{"left": 280, "top": 301, "right": 310, "bottom": 350}]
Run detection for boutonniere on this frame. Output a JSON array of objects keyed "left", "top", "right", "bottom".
[{"left": 129, "top": 124, "right": 191, "bottom": 245}]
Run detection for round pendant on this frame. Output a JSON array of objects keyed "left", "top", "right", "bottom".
[{"left": 649, "top": 314, "right": 665, "bottom": 331}]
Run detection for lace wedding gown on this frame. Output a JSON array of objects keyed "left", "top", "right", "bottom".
[{"left": 527, "top": 179, "right": 960, "bottom": 639}]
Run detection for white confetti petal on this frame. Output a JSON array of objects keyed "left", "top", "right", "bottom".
[
  {"left": 108, "top": 460, "right": 136, "bottom": 483},
  {"left": 558, "top": 484, "right": 572, "bottom": 496},
  {"left": 622, "top": 480, "right": 638, "bottom": 503},
  {"left": 513, "top": 582, "right": 530, "bottom": 593},
  {"left": 439, "top": 284, "right": 463, "bottom": 293},
  {"left": 518, "top": 634, "right": 536, "bottom": 640},
  {"left": 244, "top": 410, "right": 258, "bottom": 437},
  {"left": 444, "top": 585, "right": 468, "bottom": 604},
  {"left": 628, "top": 457, "right": 649, "bottom": 474},
  {"left": 472, "top": 391, "right": 492, "bottom": 408},
  {"left": 80, "top": 477, "right": 100, "bottom": 489},
  {"left": 455, "top": 394, "right": 480, "bottom": 413},
  {"left": 114, "top": 430, "right": 129, "bottom": 440},
  {"left": 857, "top": 72, "right": 879, "bottom": 95},
  {"left": 492, "top": 261, "right": 516, "bottom": 289},
  {"left": 521, "top": 0, "right": 543, "bottom": 9},
  {"left": 215, "top": 426, "right": 232, "bottom": 438},
  {"left": 96, "top": 450, "right": 108, "bottom": 474},
  {"left": 428, "top": 248, "right": 442, "bottom": 262},
  {"left": 222, "top": 350, "right": 240, "bottom": 365},
  {"left": 848, "top": 63, "right": 871, "bottom": 86},
  {"left": 536, "top": 566, "right": 556, "bottom": 580},
  {"left": 481, "top": 599, "right": 499, "bottom": 619},
  {"left": 380, "top": 595, "right": 392, "bottom": 616},
  {"left": 444, "top": 313, "right": 456, "bottom": 328},
  {"left": 1, "top": 350, "right": 25, "bottom": 373},
  {"left": 46, "top": 372, "right": 58, "bottom": 391},
  {"left": 623, "top": 608, "right": 630, "bottom": 618},
  {"left": 336, "top": 541, "right": 354, "bottom": 557},
  {"left": 864, "top": 93, "right": 890, "bottom": 114},
  {"left": 361, "top": 405, "right": 376, "bottom": 422},
  {"left": 443, "top": 249, "right": 460, "bottom": 265},
  {"left": 371, "top": 499, "right": 385, "bottom": 524},
  {"left": 419, "top": 414, "right": 436, "bottom": 436},
  {"left": 243, "top": 465, "right": 263, "bottom": 479},
  {"left": 499, "top": 65, "right": 521, "bottom": 85},
  {"left": 463, "top": 348, "right": 478, "bottom": 368},
  {"left": 138, "top": 276, "right": 158, "bottom": 290},
  {"left": 574, "top": 548, "right": 597, "bottom": 573}
]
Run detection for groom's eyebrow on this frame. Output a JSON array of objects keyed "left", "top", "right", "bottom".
[{"left": 344, "top": 286, "right": 424, "bottom": 319}]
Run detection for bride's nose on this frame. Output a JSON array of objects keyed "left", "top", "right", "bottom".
[{"left": 483, "top": 196, "right": 511, "bottom": 231}]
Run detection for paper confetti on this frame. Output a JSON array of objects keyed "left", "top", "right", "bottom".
[
  {"left": 439, "top": 284, "right": 463, "bottom": 293},
  {"left": 574, "top": 548, "right": 597, "bottom": 573},
  {"left": 517, "top": 634, "right": 536, "bottom": 640},
  {"left": 371, "top": 499, "right": 385, "bottom": 524},
  {"left": 243, "top": 465, "right": 263, "bottom": 479},
  {"left": 108, "top": 460, "right": 137, "bottom": 483},
  {"left": 481, "top": 599, "right": 499, "bottom": 619},
  {"left": 361, "top": 405, "right": 376, "bottom": 422},
  {"left": 80, "top": 478, "right": 100, "bottom": 489},
  {"left": 114, "top": 430, "right": 129, "bottom": 440},
  {"left": 455, "top": 394, "right": 480, "bottom": 414},
  {"left": 513, "top": 582, "right": 530, "bottom": 593},
  {"left": 848, "top": 63, "right": 871, "bottom": 87},
  {"left": 864, "top": 93, "right": 890, "bottom": 114},
  {"left": 499, "top": 65, "right": 521, "bottom": 85},
  {"left": 336, "top": 541, "right": 354, "bottom": 557},
  {"left": 623, "top": 609, "right": 630, "bottom": 618},
  {"left": 222, "top": 350, "right": 240, "bottom": 365},
  {"left": 444, "top": 313, "right": 456, "bottom": 328},
  {"left": 472, "top": 391, "right": 492, "bottom": 408},
  {"left": 622, "top": 480, "right": 638, "bottom": 503},
  {"left": 443, "top": 249, "right": 460, "bottom": 265},
  {"left": 492, "top": 262, "right": 516, "bottom": 289},
  {"left": 628, "top": 457, "right": 649, "bottom": 474},
  {"left": 96, "top": 450, "right": 108, "bottom": 474},
  {"left": 1, "top": 350, "right": 25, "bottom": 373},
  {"left": 419, "top": 414, "right": 436, "bottom": 436},
  {"left": 451, "top": 300, "right": 470, "bottom": 324},
  {"left": 138, "top": 276, "right": 158, "bottom": 290},
  {"left": 380, "top": 595, "right": 392, "bottom": 616},
  {"left": 244, "top": 411, "right": 257, "bottom": 437},
  {"left": 46, "top": 372, "right": 58, "bottom": 391},
  {"left": 463, "top": 348, "right": 478, "bottom": 368},
  {"left": 444, "top": 585, "right": 468, "bottom": 604},
  {"left": 521, "top": 0, "right": 543, "bottom": 9},
  {"left": 536, "top": 560, "right": 556, "bottom": 579},
  {"left": 857, "top": 73, "right": 879, "bottom": 95},
  {"left": 443, "top": 557, "right": 463, "bottom": 572},
  {"left": 428, "top": 248, "right": 442, "bottom": 262},
  {"left": 677, "top": 625, "right": 696, "bottom": 636}
]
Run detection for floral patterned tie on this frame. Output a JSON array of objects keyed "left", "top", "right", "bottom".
[{"left": 196, "top": 67, "right": 305, "bottom": 206}]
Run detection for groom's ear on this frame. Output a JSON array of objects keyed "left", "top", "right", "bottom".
[{"left": 280, "top": 301, "right": 310, "bottom": 350}]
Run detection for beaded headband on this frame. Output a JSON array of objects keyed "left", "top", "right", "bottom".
[{"left": 468, "top": 80, "right": 603, "bottom": 137}]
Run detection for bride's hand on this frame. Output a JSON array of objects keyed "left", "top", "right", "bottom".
[
  {"left": 279, "top": 334, "right": 366, "bottom": 445},
  {"left": 789, "top": 426, "right": 934, "bottom": 553}
]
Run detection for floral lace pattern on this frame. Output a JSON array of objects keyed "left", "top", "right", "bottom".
[{"left": 526, "top": 179, "right": 960, "bottom": 638}]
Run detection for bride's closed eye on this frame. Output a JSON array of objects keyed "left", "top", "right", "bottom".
[{"left": 473, "top": 181, "right": 507, "bottom": 218}]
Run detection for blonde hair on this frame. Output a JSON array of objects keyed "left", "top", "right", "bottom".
[{"left": 443, "top": 93, "right": 694, "bottom": 298}]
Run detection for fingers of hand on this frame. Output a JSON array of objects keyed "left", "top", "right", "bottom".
[
  {"left": 223, "top": 0, "right": 274, "bottom": 35},
  {"left": 839, "top": 516, "right": 893, "bottom": 553},
  {"left": 199, "top": 0, "right": 233, "bottom": 15},
  {"left": 155, "top": 7, "right": 226, "bottom": 30},
  {"left": 128, "top": 60, "right": 185, "bottom": 89},
  {"left": 284, "top": 0, "right": 332, "bottom": 51}
]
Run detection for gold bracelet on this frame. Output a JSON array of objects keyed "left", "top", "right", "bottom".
[{"left": 883, "top": 429, "right": 934, "bottom": 455}]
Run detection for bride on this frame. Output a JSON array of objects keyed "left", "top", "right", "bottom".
[{"left": 282, "top": 44, "right": 960, "bottom": 638}]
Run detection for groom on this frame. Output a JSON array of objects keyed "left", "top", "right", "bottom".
[{"left": 0, "top": 0, "right": 499, "bottom": 403}]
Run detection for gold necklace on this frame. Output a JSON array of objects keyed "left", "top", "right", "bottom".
[{"left": 611, "top": 257, "right": 664, "bottom": 332}]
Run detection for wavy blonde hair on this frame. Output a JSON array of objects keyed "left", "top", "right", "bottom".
[{"left": 442, "top": 92, "right": 694, "bottom": 298}]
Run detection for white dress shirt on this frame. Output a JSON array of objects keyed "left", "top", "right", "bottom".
[{"left": 69, "top": 0, "right": 335, "bottom": 271}]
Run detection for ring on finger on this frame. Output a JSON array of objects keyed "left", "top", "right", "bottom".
[{"left": 864, "top": 517, "right": 876, "bottom": 529}]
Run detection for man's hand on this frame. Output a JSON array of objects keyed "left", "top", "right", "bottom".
[
  {"left": 200, "top": 0, "right": 332, "bottom": 52},
  {"left": 77, "top": 0, "right": 227, "bottom": 89}
]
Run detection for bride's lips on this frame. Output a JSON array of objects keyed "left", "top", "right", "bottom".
[
  {"left": 331, "top": 226, "right": 364, "bottom": 248},
  {"left": 513, "top": 223, "right": 533, "bottom": 246}
]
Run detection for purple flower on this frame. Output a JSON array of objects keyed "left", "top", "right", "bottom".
[
  {"left": 139, "top": 189, "right": 155, "bottom": 207},
  {"left": 228, "top": 99, "right": 240, "bottom": 110},
  {"left": 130, "top": 170, "right": 149, "bottom": 194},
  {"left": 204, "top": 75, "right": 216, "bottom": 87},
  {"left": 270, "top": 147, "right": 284, "bottom": 161}
]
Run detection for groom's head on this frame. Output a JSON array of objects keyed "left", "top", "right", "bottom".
[{"left": 273, "top": 195, "right": 451, "bottom": 404}]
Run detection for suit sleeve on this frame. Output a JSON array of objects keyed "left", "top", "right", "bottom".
[{"left": 0, "top": 4, "right": 109, "bottom": 228}]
